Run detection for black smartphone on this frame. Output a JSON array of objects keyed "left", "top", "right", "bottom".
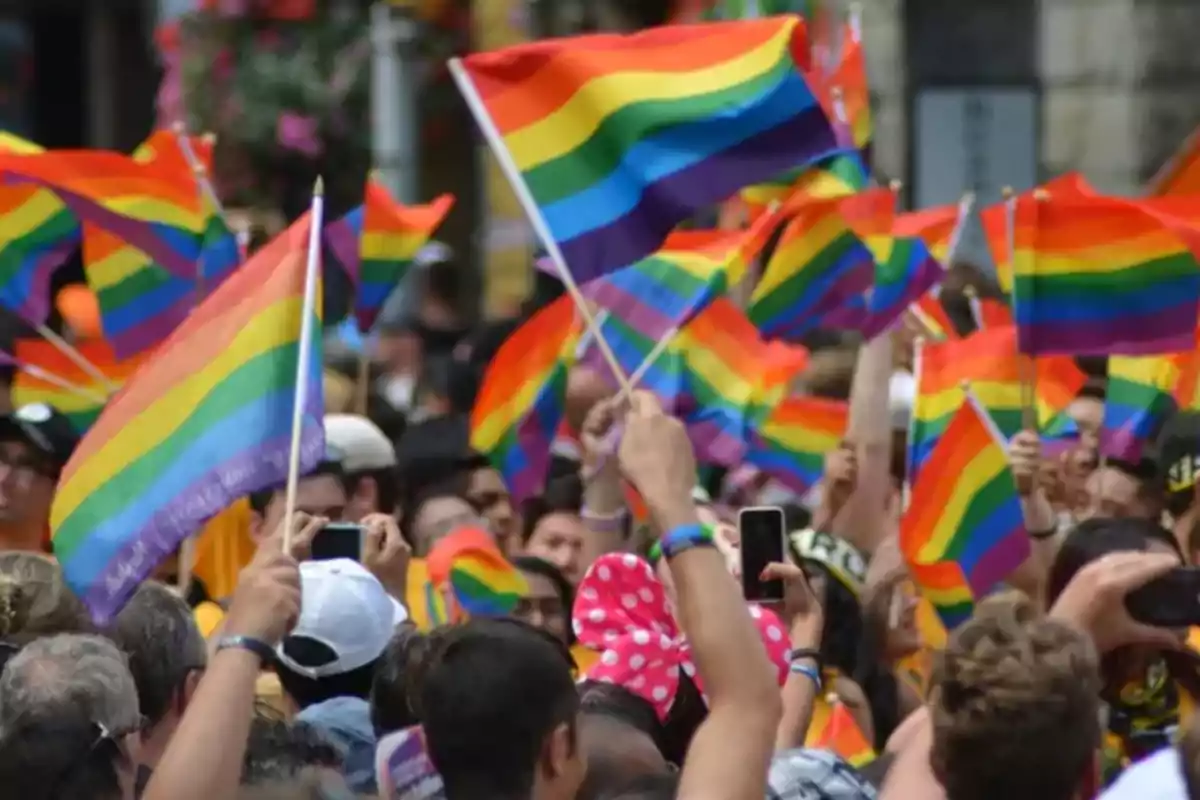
[
  {"left": 310, "top": 523, "right": 366, "bottom": 562},
  {"left": 739, "top": 506, "right": 786, "bottom": 602},
  {"left": 1125, "top": 567, "right": 1200, "bottom": 627}
]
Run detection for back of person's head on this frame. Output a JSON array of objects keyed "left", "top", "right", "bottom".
[
  {"left": 242, "top": 715, "right": 344, "bottom": 787},
  {"left": 274, "top": 560, "right": 405, "bottom": 710},
  {"left": 237, "top": 767, "right": 357, "bottom": 800},
  {"left": 370, "top": 625, "right": 428, "bottom": 736},
  {"left": 108, "top": 581, "right": 206, "bottom": 728},
  {"left": 929, "top": 595, "right": 1101, "bottom": 800},
  {"left": 0, "top": 703, "right": 132, "bottom": 800},
  {"left": 599, "top": 773, "right": 680, "bottom": 800},
  {"left": 0, "top": 633, "right": 139, "bottom": 733},
  {"left": 412, "top": 618, "right": 581, "bottom": 799},
  {"left": 1046, "top": 516, "right": 1180, "bottom": 605},
  {"left": 0, "top": 552, "right": 91, "bottom": 644},
  {"left": 576, "top": 682, "right": 668, "bottom": 800}
]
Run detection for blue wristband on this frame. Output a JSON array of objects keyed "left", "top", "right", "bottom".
[
  {"left": 657, "top": 523, "right": 717, "bottom": 560},
  {"left": 789, "top": 661, "right": 822, "bottom": 689},
  {"left": 216, "top": 635, "right": 276, "bottom": 666}
]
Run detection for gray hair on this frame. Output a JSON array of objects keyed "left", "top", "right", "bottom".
[
  {"left": 108, "top": 581, "right": 207, "bottom": 725},
  {"left": 0, "top": 634, "right": 140, "bottom": 735}
]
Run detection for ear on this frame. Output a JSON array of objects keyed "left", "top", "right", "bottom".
[
  {"left": 248, "top": 510, "right": 266, "bottom": 543},
  {"left": 540, "top": 721, "right": 575, "bottom": 781}
]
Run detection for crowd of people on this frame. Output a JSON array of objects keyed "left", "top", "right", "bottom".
[{"left": 3, "top": 225, "right": 1200, "bottom": 800}]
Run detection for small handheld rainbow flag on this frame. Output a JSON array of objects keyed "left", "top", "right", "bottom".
[
  {"left": 806, "top": 699, "right": 875, "bottom": 768},
  {"left": 50, "top": 214, "right": 325, "bottom": 624},
  {"left": 744, "top": 395, "right": 849, "bottom": 496},
  {"left": 0, "top": 150, "right": 205, "bottom": 280},
  {"left": 1147, "top": 124, "right": 1200, "bottom": 197},
  {"left": 470, "top": 295, "right": 583, "bottom": 501},
  {"left": 893, "top": 196, "right": 971, "bottom": 267},
  {"left": 427, "top": 526, "right": 528, "bottom": 618},
  {"left": 748, "top": 195, "right": 876, "bottom": 339},
  {"left": 325, "top": 179, "right": 453, "bottom": 332},
  {"left": 978, "top": 172, "right": 1095, "bottom": 294},
  {"left": 1103, "top": 354, "right": 1187, "bottom": 461},
  {"left": 0, "top": 133, "right": 79, "bottom": 326},
  {"left": 455, "top": 17, "right": 842, "bottom": 282},
  {"left": 13, "top": 339, "right": 146, "bottom": 432},
  {"left": 908, "top": 326, "right": 1086, "bottom": 479},
  {"left": 901, "top": 392, "right": 1030, "bottom": 629},
  {"left": 908, "top": 289, "right": 958, "bottom": 341},
  {"left": 1011, "top": 192, "right": 1200, "bottom": 356},
  {"left": 586, "top": 207, "right": 782, "bottom": 343}
]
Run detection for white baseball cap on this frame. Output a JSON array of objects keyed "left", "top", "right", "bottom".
[
  {"left": 325, "top": 414, "right": 397, "bottom": 472},
  {"left": 276, "top": 559, "right": 408, "bottom": 679}
]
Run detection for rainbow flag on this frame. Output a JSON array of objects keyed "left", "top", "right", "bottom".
[
  {"left": 860, "top": 234, "right": 945, "bottom": 339},
  {"left": 894, "top": 199, "right": 968, "bottom": 266},
  {"left": 979, "top": 173, "right": 1096, "bottom": 294},
  {"left": 748, "top": 195, "right": 876, "bottom": 339},
  {"left": 458, "top": 17, "right": 842, "bottom": 282},
  {"left": 909, "top": 289, "right": 958, "bottom": 340},
  {"left": 909, "top": 326, "right": 1086, "bottom": 479},
  {"left": 470, "top": 294, "right": 583, "bottom": 501},
  {"left": 133, "top": 130, "right": 239, "bottom": 293},
  {"left": 745, "top": 395, "right": 848, "bottom": 495},
  {"left": 325, "top": 180, "right": 454, "bottom": 332},
  {"left": 50, "top": 214, "right": 325, "bottom": 624},
  {"left": 1011, "top": 193, "right": 1200, "bottom": 356},
  {"left": 0, "top": 134, "right": 79, "bottom": 326},
  {"left": 742, "top": 151, "right": 868, "bottom": 217},
  {"left": 901, "top": 394, "right": 1030, "bottom": 629},
  {"left": 12, "top": 339, "right": 144, "bottom": 431},
  {"left": 967, "top": 292, "right": 1013, "bottom": 331},
  {"left": 1103, "top": 355, "right": 1187, "bottom": 461},
  {"left": 664, "top": 298, "right": 785, "bottom": 465},
  {"left": 0, "top": 150, "right": 204, "bottom": 280},
  {"left": 829, "top": 9, "right": 871, "bottom": 159},
  {"left": 1148, "top": 124, "right": 1200, "bottom": 196},
  {"left": 81, "top": 130, "right": 214, "bottom": 358},
  {"left": 806, "top": 699, "right": 875, "bottom": 768},
  {"left": 586, "top": 207, "right": 781, "bottom": 342},
  {"left": 427, "top": 526, "right": 527, "bottom": 617}
]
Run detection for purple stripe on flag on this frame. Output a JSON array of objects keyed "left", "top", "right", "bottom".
[
  {"left": 5, "top": 175, "right": 195, "bottom": 279},
  {"left": 966, "top": 526, "right": 1030, "bottom": 598},
  {"left": 82, "top": 421, "right": 323, "bottom": 624},
  {"left": 1019, "top": 303, "right": 1198, "bottom": 356},
  {"left": 558, "top": 111, "right": 841, "bottom": 282},
  {"left": 324, "top": 217, "right": 361, "bottom": 282},
  {"left": 107, "top": 293, "right": 193, "bottom": 361},
  {"left": 18, "top": 234, "right": 79, "bottom": 325}
]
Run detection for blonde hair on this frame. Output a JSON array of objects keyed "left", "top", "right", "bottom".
[{"left": 0, "top": 553, "right": 91, "bottom": 642}]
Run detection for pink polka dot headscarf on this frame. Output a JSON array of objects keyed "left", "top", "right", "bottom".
[{"left": 572, "top": 552, "right": 791, "bottom": 720}]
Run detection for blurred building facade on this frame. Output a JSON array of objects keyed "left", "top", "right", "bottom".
[{"left": 5, "top": 0, "right": 1200, "bottom": 308}]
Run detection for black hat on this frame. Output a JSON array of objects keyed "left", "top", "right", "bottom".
[
  {"left": 1158, "top": 410, "right": 1200, "bottom": 499},
  {"left": 0, "top": 403, "right": 80, "bottom": 474}
]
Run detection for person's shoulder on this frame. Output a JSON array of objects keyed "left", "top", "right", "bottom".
[{"left": 1100, "top": 747, "right": 1185, "bottom": 798}]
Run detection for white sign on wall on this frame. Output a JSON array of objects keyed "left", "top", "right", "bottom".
[{"left": 913, "top": 87, "right": 1038, "bottom": 272}]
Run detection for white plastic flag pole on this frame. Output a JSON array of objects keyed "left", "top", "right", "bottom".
[
  {"left": 447, "top": 57, "right": 631, "bottom": 394},
  {"left": 282, "top": 177, "right": 325, "bottom": 553}
]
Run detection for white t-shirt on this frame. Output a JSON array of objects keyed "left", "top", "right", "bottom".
[{"left": 1101, "top": 748, "right": 1187, "bottom": 799}]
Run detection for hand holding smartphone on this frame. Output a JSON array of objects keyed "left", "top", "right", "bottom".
[
  {"left": 309, "top": 522, "right": 367, "bottom": 562},
  {"left": 739, "top": 506, "right": 787, "bottom": 602},
  {"left": 1125, "top": 566, "right": 1200, "bottom": 628}
]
